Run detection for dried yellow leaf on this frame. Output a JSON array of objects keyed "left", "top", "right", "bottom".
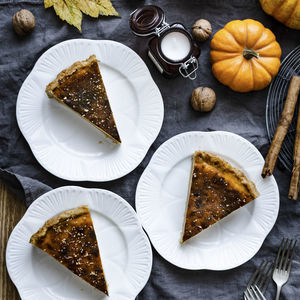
[
  {"left": 96, "top": 0, "right": 119, "bottom": 16},
  {"left": 44, "top": 0, "right": 54, "bottom": 8},
  {"left": 74, "top": 0, "right": 101, "bottom": 18},
  {"left": 44, "top": 0, "right": 119, "bottom": 32}
]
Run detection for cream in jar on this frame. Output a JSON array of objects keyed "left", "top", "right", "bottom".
[{"left": 160, "top": 31, "right": 191, "bottom": 61}]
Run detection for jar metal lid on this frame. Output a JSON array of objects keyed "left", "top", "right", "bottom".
[{"left": 130, "top": 5, "right": 165, "bottom": 36}]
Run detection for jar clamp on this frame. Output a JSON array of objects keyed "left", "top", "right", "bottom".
[{"left": 130, "top": 5, "right": 201, "bottom": 80}]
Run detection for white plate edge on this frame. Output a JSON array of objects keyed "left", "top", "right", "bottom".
[
  {"left": 6, "top": 186, "right": 153, "bottom": 300},
  {"left": 135, "top": 130, "right": 280, "bottom": 270},
  {"left": 16, "top": 39, "right": 164, "bottom": 182}
]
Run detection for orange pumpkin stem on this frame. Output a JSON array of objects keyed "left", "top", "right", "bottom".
[{"left": 243, "top": 49, "right": 259, "bottom": 60}]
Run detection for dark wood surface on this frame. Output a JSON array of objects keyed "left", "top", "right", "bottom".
[{"left": 0, "top": 180, "right": 25, "bottom": 300}]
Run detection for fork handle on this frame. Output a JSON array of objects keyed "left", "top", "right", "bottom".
[{"left": 275, "top": 284, "right": 282, "bottom": 300}]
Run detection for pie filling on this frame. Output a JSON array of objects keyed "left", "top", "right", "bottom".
[
  {"left": 181, "top": 151, "right": 259, "bottom": 243},
  {"left": 30, "top": 206, "right": 108, "bottom": 295},
  {"left": 46, "top": 55, "right": 121, "bottom": 144}
]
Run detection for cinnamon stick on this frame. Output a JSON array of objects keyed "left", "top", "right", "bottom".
[
  {"left": 262, "top": 76, "right": 300, "bottom": 178},
  {"left": 289, "top": 101, "right": 300, "bottom": 200}
]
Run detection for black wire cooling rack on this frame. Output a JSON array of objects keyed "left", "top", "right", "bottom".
[{"left": 266, "top": 45, "right": 300, "bottom": 172}]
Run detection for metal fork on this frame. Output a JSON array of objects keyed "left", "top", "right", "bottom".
[
  {"left": 244, "top": 261, "right": 274, "bottom": 300},
  {"left": 244, "top": 285, "right": 266, "bottom": 300},
  {"left": 273, "top": 238, "right": 297, "bottom": 300}
]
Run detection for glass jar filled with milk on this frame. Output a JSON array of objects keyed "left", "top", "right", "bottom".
[{"left": 130, "top": 5, "right": 201, "bottom": 80}]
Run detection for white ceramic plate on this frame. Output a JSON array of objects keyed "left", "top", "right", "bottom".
[
  {"left": 6, "top": 186, "right": 152, "bottom": 300},
  {"left": 16, "top": 39, "right": 164, "bottom": 181},
  {"left": 136, "top": 131, "right": 279, "bottom": 270}
]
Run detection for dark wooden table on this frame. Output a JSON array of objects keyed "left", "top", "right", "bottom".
[{"left": 0, "top": 180, "right": 25, "bottom": 300}]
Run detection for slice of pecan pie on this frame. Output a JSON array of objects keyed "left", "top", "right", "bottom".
[
  {"left": 181, "top": 151, "right": 259, "bottom": 243},
  {"left": 30, "top": 205, "right": 108, "bottom": 295},
  {"left": 46, "top": 55, "right": 121, "bottom": 143}
]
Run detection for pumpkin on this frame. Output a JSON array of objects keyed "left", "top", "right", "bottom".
[
  {"left": 259, "top": 0, "right": 300, "bottom": 30},
  {"left": 210, "top": 19, "right": 282, "bottom": 93}
]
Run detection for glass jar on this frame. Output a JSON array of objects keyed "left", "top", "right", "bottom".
[{"left": 130, "top": 5, "right": 201, "bottom": 80}]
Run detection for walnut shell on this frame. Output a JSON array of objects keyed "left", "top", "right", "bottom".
[
  {"left": 192, "top": 19, "right": 212, "bottom": 42},
  {"left": 12, "top": 9, "right": 35, "bottom": 36},
  {"left": 191, "top": 87, "right": 216, "bottom": 112}
]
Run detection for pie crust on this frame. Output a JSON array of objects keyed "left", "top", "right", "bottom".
[
  {"left": 30, "top": 205, "right": 108, "bottom": 295},
  {"left": 46, "top": 55, "right": 121, "bottom": 144},
  {"left": 181, "top": 151, "right": 259, "bottom": 243}
]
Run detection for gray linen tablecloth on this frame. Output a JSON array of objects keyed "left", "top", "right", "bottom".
[{"left": 1, "top": 0, "right": 300, "bottom": 299}]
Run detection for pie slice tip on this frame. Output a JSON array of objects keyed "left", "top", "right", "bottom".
[
  {"left": 30, "top": 205, "right": 109, "bottom": 296},
  {"left": 180, "top": 151, "right": 259, "bottom": 244}
]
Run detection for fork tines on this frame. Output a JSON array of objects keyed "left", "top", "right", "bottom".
[
  {"left": 244, "top": 285, "right": 266, "bottom": 300},
  {"left": 275, "top": 238, "right": 297, "bottom": 272},
  {"left": 247, "top": 260, "right": 274, "bottom": 294}
]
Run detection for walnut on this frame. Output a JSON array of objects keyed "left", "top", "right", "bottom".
[
  {"left": 12, "top": 9, "right": 35, "bottom": 36},
  {"left": 192, "top": 19, "right": 212, "bottom": 42},
  {"left": 191, "top": 87, "right": 216, "bottom": 112}
]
